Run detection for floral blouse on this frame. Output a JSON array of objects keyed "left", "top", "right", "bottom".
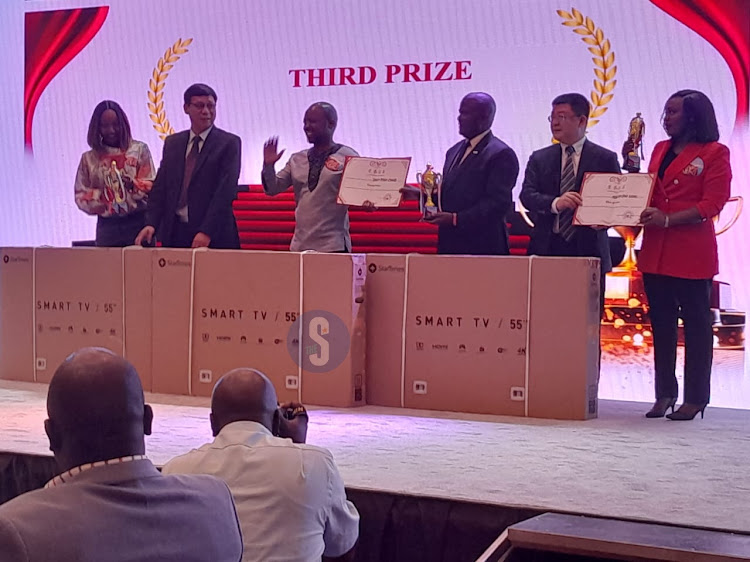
[{"left": 74, "top": 140, "right": 155, "bottom": 218}]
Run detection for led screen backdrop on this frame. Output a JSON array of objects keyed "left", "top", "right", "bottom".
[{"left": 2, "top": 0, "right": 749, "bottom": 309}]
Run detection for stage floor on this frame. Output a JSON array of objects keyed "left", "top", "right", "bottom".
[{"left": 2, "top": 376, "right": 750, "bottom": 536}]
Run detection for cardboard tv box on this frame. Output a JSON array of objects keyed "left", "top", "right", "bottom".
[
  {"left": 33, "top": 248, "right": 125, "bottom": 384},
  {"left": 403, "top": 255, "right": 530, "bottom": 416},
  {"left": 0, "top": 248, "right": 35, "bottom": 382},
  {"left": 123, "top": 247, "right": 154, "bottom": 392},
  {"left": 364, "top": 254, "right": 407, "bottom": 407},
  {"left": 190, "top": 251, "right": 302, "bottom": 402},
  {"left": 527, "top": 257, "right": 601, "bottom": 420},
  {"left": 149, "top": 249, "right": 194, "bottom": 395},
  {"left": 300, "top": 252, "right": 366, "bottom": 408}
]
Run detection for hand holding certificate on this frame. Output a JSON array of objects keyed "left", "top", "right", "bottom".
[
  {"left": 337, "top": 157, "right": 411, "bottom": 207},
  {"left": 574, "top": 172, "right": 655, "bottom": 226}
]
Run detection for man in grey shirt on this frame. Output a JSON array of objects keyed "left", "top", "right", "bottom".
[{"left": 262, "top": 102, "right": 361, "bottom": 252}]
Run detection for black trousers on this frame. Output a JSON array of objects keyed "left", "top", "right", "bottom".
[
  {"left": 95, "top": 212, "right": 146, "bottom": 247},
  {"left": 642, "top": 273, "right": 713, "bottom": 404}
]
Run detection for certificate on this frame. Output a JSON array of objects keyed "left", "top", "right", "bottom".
[
  {"left": 574, "top": 172, "right": 655, "bottom": 226},
  {"left": 337, "top": 157, "right": 411, "bottom": 207}
]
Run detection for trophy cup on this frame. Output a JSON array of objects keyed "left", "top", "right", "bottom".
[
  {"left": 105, "top": 160, "right": 128, "bottom": 215},
  {"left": 415, "top": 164, "right": 442, "bottom": 218},
  {"left": 614, "top": 113, "right": 647, "bottom": 271},
  {"left": 624, "top": 112, "right": 645, "bottom": 173},
  {"left": 602, "top": 114, "right": 648, "bottom": 347}
]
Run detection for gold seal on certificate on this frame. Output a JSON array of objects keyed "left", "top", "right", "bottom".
[
  {"left": 416, "top": 163, "right": 442, "bottom": 217},
  {"left": 624, "top": 112, "right": 645, "bottom": 173}
]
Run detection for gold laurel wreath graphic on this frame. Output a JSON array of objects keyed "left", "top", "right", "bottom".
[
  {"left": 148, "top": 38, "right": 193, "bottom": 140},
  {"left": 557, "top": 8, "right": 617, "bottom": 128}
]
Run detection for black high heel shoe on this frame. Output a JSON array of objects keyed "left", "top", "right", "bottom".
[
  {"left": 666, "top": 403, "right": 707, "bottom": 421},
  {"left": 645, "top": 398, "right": 677, "bottom": 418}
]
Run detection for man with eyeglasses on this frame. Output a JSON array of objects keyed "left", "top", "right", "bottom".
[
  {"left": 136, "top": 83, "right": 242, "bottom": 249},
  {"left": 520, "top": 92, "right": 621, "bottom": 311}
]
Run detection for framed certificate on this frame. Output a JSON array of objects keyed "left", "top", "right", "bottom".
[
  {"left": 337, "top": 157, "right": 411, "bottom": 207},
  {"left": 574, "top": 172, "right": 655, "bottom": 226}
]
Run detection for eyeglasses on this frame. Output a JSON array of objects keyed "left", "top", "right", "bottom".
[
  {"left": 548, "top": 114, "right": 577, "bottom": 123},
  {"left": 190, "top": 102, "right": 216, "bottom": 111}
]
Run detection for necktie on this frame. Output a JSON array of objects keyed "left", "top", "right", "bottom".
[
  {"left": 558, "top": 145, "right": 577, "bottom": 241},
  {"left": 179, "top": 137, "right": 200, "bottom": 209},
  {"left": 449, "top": 139, "right": 471, "bottom": 172}
]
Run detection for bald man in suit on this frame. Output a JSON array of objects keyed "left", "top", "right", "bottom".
[{"left": 424, "top": 92, "right": 519, "bottom": 255}]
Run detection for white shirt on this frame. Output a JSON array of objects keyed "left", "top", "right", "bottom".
[
  {"left": 177, "top": 126, "right": 213, "bottom": 221},
  {"left": 551, "top": 135, "right": 587, "bottom": 214},
  {"left": 458, "top": 129, "right": 491, "bottom": 166},
  {"left": 262, "top": 145, "right": 358, "bottom": 252},
  {"left": 162, "top": 421, "right": 359, "bottom": 562}
]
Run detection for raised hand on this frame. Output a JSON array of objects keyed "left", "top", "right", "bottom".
[{"left": 263, "top": 136, "right": 285, "bottom": 166}]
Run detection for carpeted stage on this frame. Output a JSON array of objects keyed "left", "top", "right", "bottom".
[{"left": 2, "top": 380, "right": 750, "bottom": 562}]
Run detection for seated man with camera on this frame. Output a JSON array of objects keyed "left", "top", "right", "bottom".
[{"left": 162, "top": 368, "right": 359, "bottom": 562}]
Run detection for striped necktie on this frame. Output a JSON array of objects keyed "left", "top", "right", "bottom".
[{"left": 558, "top": 145, "right": 577, "bottom": 241}]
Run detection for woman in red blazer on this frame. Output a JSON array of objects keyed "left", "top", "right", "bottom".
[{"left": 636, "top": 90, "right": 731, "bottom": 420}]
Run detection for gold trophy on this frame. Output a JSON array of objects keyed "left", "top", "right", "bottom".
[
  {"left": 415, "top": 163, "right": 442, "bottom": 217},
  {"left": 624, "top": 112, "right": 645, "bottom": 173},
  {"left": 105, "top": 160, "right": 128, "bottom": 215},
  {"left": 615, "top": 113, "right": 647, "bottom": 270},
  {"left": 602, "top": 114, "right": 648, "bottom": 346}
]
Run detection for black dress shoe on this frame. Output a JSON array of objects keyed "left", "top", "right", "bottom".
[
  {"left": 666, "top": 403, "right": 707, "bottom": 421},
  {"left": 645, "top": 398, "right": 677, "bottom": 418}
]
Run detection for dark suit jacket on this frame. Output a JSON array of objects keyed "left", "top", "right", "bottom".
[
  {"left": 146, "top": 127, "right": 241, "bottom": 249},
  {"left": 437, "top": 132, "right": 519, "bottom": 255},
  {"left": 0, "top": 459, "right": 243, "bottom": 562},
  {"left": 519, "top": 139, "right": 620, "bottom": 273}
]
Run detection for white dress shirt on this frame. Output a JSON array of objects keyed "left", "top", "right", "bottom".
[
  {"left": 458, "top": 129, "right": 491, "bottom": 166},
  {"left": 162, "top": 420, "right": 359, "bottom": 562}
]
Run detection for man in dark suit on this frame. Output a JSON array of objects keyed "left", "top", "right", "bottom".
[
  {"left": 520, "top": 92, "right": 621, "bottom": 305},
  {"left": 135, "top": 83, "right": 242, "bottom": 249},
  {"left": 0, "top": 348, "right": 243, "bottom": 561},
  {"left": 424, "top": 92, "right": 519, "bottom": 255}
]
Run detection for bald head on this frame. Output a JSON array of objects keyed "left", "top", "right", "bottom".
[
  {"left": 458, "top": 92, "right": 496, "bottom": 139},
  {"left": 45, "top": 348, "right": 152, "bottom": 472},
  {"left": 210, "top": 368, "right": 279, "bottom": 436},
  {"left": 304, "top": 102, "right": 337, "bottom": 147}
]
